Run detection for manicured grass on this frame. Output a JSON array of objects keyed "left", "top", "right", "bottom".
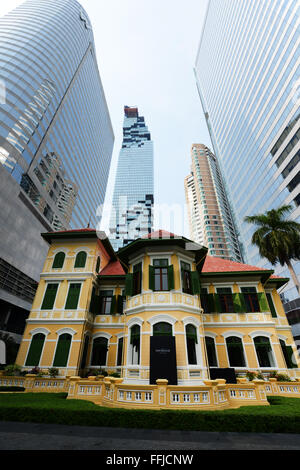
[{"left": 0, "top": 393, "right": 300, "bottom": 433}]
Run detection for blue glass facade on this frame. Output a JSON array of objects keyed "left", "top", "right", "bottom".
[
  {"left": 109, "top": 106, "right": 154, "bottom": 251},
  {"left": 0, "top": 0, "right": 114, "bottom": 230},
  {"left": 195, "top": 0, "right": 300, "bottom": 301},
  {"left": 0, "top": 0, "right": 114, "bottom": 318}
]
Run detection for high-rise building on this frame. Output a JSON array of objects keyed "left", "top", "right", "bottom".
[
  {"left": 0, "top": 0, "right": 114, "bottom": 347},
  {"left": 109, "top": 106, "right": 154, "bottom": 251},
  {"left": 195, "top": 0, "right": 300, "bottom": 301},
  {"left": 184, "top": 144, "right": 243, "bottom": 261}
]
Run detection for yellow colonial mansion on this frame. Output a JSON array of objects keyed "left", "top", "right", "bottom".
[{"left": 11, "top": 228, "right": 300, "bottom": 410}]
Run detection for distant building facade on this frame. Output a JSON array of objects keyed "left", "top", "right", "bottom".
[
  {"left": 0, "top": 0, "right": 114, "bottom": 350},
  {"left": 109, "top": 106, "right": 154, "bottom": 251},
  {"left": 195, "top": 0, "right": 300, "bottom": 301},
  {"left": 184, "top": 144, "right": 243, "bottom": 262}
]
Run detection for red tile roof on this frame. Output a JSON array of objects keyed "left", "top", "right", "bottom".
[
  {"left": 202, "top": 255, "right": 270, "bottom": 273},
  {"left": 143, "top": 230, "right": 176, "bottom": 239},
  {"left": 99, "top": 260, "right": 125, "bottom": 276}
]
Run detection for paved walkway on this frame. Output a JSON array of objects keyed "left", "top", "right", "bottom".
[{"left": 1, "top": 421, "right": 300, "bottom": 450}]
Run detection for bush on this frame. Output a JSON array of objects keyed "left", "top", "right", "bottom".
[
  {"left": 109, "top": 372, "right": 121, "bottom": 378},
  {"left": 246, "top": 371, "right": 256, "bottom": 381},
  {"left": 48, "top": 368, "right": 59, "bottom": 378},
  {"left": 1, "top": 394, "right": 300, "bottom": 433},
  {"left": 4, "top": 364, "right": 22, "bottom": 376}
]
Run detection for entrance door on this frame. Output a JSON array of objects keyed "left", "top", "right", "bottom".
[{"left": 150, "top": 322, "right": 177, "bottom": 385}]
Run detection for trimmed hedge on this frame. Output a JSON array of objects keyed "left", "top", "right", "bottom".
[{"left": 0, "top": 393, "right": 300, "bottom": 433}]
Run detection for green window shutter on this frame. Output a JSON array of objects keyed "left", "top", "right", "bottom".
[
  {"left": 52, "top": 252, "right": 65, "bottom": 269},
  {"left": 167, "top": 265, "right": 174, "bottom": 291},
  {"left": 266, "top": 293, "right": 277, "bottom": 318},
  {"left": 41, "top": 283, "right": 58, "bottom": 310},
  {"left": 53, "top": 334, "right": 72, "bottom": 367},
  {"left": 74, "top": 251, "right": 87, "bottom": 268},
  {"left": 190, "top": 271, "right": 201, "bottom": 294},
  {"left": 257, "top": 292, "right": 269, "bottom": 312},
  {"left": 125, "top": 273, "right": 134, "bottom": 296},
  {"left": 149, "top": 265, "right": 155, "bottom": 291},
  {"left": 186, "top": 324, "right": 198, "bottom": 343},
  {"left": 286, "top": 345, "right": 297, "bottom": 369},
  {"left": 117, "top": 295, "right": 124, "bottom": 314},
  {"left": 65, "top": 283, "right": 81, "bottom": 309},
  {"left": 25, "top": 333, "right": 45, "bottom": 366},
  {"left": 213, "top": 293, "right": 222, "bottom": 313},
  {"left": 110, "top": 295, "right": 117, "bottom": 314},
  {"left": 232, "top": 293, "right": 247, "bottom": 313},
  {"left": 208, "top": 293, "right": 215, "bottom": 312},
  {"left": 90, "top": 287, "right": 101, "bottom": 315}
]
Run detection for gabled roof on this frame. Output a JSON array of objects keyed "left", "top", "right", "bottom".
[{"left": 99, "top": 260, "right": 125, "bottom": 277}]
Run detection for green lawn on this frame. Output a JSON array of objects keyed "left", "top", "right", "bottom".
[{"left": 0, "top": 393, "right": 300, "bottom": 433}]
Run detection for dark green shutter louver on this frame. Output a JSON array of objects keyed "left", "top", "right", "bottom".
[
  {"left": 117, "top": 295, "right": 124, "bottom": 314},
  {"left": 232, "top": 293, "right": 247, "bottom": 313},
  {"left": 208, "top": 293, "right": 216, "bottom": 312},
  {"left": 110, "top": 295, "right": 117, "bottom": 314},
  {"left": 125, "top": 273, "right": 134, "bottom": 296},
  {"left": 190, "top": 271, "right": 201, "bottom": 294},
  {"left": 213, "top": 293, "right": 222, "bottom": 313},
  {"left": 90, "top": 287, "right": 101, "bottom": 314},
  {"left": 53, "top": 333, "right": 72, "bottom": 367},
  {"left": 167, "top": 265, "right": 174, "bottom": 290},
  {"left": 52, "top": 252, "right": 65, "bottom": 269},
  {"left": 65, "top": 283, "right": 81, "bottom": 309},
  {"left": 266, "top": 293, "right": 277, "bottom": 318},
  {"left": 25, "top": 333, "right": 45, "bottom": 366},
  {"left": 257, "top": 292, "right": 269, "bottom": 312},
  {"left": 149, "top": 265, "right": 155, "bottom": 291},
  {"left": 95, "top": 257, "right": 100, "bottom": 273},
  {"left": 41, "top": 283, "right": 58, "bottom": 310},
  {"left": 75, "top": 251, "right": 87, "bottom": 268}
]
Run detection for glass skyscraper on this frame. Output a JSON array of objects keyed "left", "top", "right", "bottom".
[
  {"left": 184, "top": 144, "right": 243, "bottom": 262},
  {"left": 0, "top": 0, "right": 114, "bottom": 337},
  {"left": 195, "top": 0, "right": 300, "bottom": 301},
  {"left": 109, "top": 106, "right": 154, "bottom": 251}
]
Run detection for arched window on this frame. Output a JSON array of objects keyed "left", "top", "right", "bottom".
[
  {"left": 52, "top": 252, "right": 65, "bottom": 269},
  {"left": 25, "top": 333, "right": 46, "bottom": 366},
  {"left": 91, "top": 337, "right": 108, "bottom": 366},
  {"left": 74, "top": 251, "right": 87, "bottom": 268},
  {"left": 186, "top": 324, "right": 197, "bottom": 365},
  {"left": 95, "top": 256, "right": 101, "bottom": 273},
  {"left": 254, "top": 336, "right": 275, "bottom": 368},
  {"left": 130, "top": 325, "right": 140, "bottom": 364},
  {"left": 53, "top": 333, "right": 72, "bottom": 367},
  {"left": 226, "top": 336, "right": 246, "bottom": 367},
  {"left": 153, "top": 322, "right": 172, "bottom": 336},
  {"left": 205, "top": 336, "right": 218, "bottom": 367}
]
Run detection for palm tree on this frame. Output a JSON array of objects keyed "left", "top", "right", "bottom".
[{"left": 244, "top": 205, "right": 300, "bottom": 295}]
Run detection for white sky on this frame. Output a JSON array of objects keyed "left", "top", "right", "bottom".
[{"left": 0, "top": 0, "right": 212, "bottom": 236}]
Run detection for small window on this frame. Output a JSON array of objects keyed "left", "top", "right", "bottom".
[
  {"left": 100, "top": 290, "right": 114, "bottom": 314},
  {"left": 52, "top": 252, "right": 65, "bottom": 269},
  {"left": 241, "top": 287, "right": 260, "bottom": 312},
  {"left": 181, "top": 261, "right": 192, "bottom": 294},
  {"left": 95, "top": 256, "right": 101, "bottom": 273},
  {"left": 153, "top": 259, "right": 169, "bottom": 291},
  {"left": 41, "top": 283, "right": 58, "bottom": 310},
  {"left": 226, "top": 336, "right": 246, "bottom": 367},
  {"left": 75, "top": 251, "right": 87, "bottom": 268},
  {"left": 217, "top": 287, "right": 234, "bottom": 313},
  {"left": 133, "top": 263, "right": 142, "bottom": 295},
  {"left": 254, "top": 336, "right": 275, "bottom": 368},
  {"left": 205, "top": 336, "right": 218, "bottom": 367},
  {"left": 25, "top": 333, "right": 45, "bottom": 366},
  {"left": 65, "top": 283, "right": 81, "bottom": 310},
  {"left": 91, "top": 337, "right": 108, "bottom": 366},
  {"left": 53, "top": 333, "right": 72, "bottom": 367},
  {"left": 186, "top": 324, "right": 197, "bottom": 365},
  {"left": 130, "top": 325, "right": 140, "bottom": 365}
]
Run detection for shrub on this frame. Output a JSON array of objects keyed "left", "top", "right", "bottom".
[
  {"left": 0, "top": 386, "right": 25, "bottom": 392},
  {"left": 109, "top": 372, "right": 121, "bottom": 378},
  {"left": 48, "top": 368, "right": 59, "bottom": 378},
  {"left": 246, "top": 371, "right": 256, "bottom": 381},
  {"left": 4, "top": 364, "right": 22, "bottom": 376},
  {"left": 276, "top": 373, "right": 292, "bottom": 382}
]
